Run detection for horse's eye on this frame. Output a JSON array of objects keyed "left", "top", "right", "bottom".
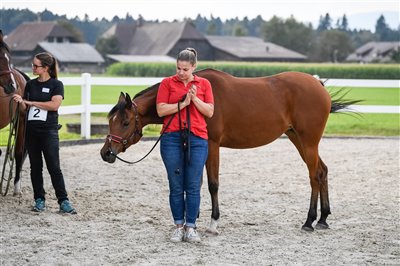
[{"left": 123, "top": 121, "right": 129, "bottom": 127}]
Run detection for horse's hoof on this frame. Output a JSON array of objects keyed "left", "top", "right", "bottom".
[
  {"left": 301, "top": 225, "right": 314, "bottom": 232},
  {"left": 205, "top": 228, "right": 219, "bottom": 236},
  {"left": 315, "top": 222, "right": 329, "bottom": 230}
]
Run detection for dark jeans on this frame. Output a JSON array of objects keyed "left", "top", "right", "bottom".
[{"left": 26, "top": 125, "right": 68, "bottom": 204}]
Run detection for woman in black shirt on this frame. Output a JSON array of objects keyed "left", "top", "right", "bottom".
[{"left": 13, "top": 52, "right": 76, "bottom": 214}]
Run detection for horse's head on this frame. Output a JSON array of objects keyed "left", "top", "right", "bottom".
[
  {"left": 0, "top": 30, "right": 18, "bottom": 94},
  {"left": 100, "top": 92, "right": 143, "bottom": 163}
]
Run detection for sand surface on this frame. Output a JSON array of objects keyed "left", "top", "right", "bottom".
[{"left": 0, "top": 137, "right": 399, "bottom": 265}]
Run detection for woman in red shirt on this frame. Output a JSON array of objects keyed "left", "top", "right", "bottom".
[{"left": 156, "top": 48, "right": 214, "bottom": 243}]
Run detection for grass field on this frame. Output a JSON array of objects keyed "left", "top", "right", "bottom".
[{"left": 0, "top": 85, "right": 399, "bottom": 146}]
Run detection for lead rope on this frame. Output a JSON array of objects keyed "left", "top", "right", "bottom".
[
  {"left": 178, "top": 99, "right": 191, "bottom": 165},
  {"left": 110, "top": 111, "right": 175, "bottom": 164},
  {"left": 0, "top": 98, "right": 19, "bottom": 196}
]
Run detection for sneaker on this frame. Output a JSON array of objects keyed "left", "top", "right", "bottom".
[
  {"left": 185, "top": 227, "right": 201, "bottom": 242},
  {"left": 33, "top": 198, "right": 45, "bottom": 212},
  {"left": 170, "top": 227, "right": 185, "bottom": 242},
  {"left": 59, "top": 200, "right": 77, "bottom": 214}
]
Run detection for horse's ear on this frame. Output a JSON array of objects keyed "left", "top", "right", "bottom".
[
  {"left": 125, "top": 93, "right": 133, "bottom": 109},
  {"left": 118, "top": 92, "right": 125, "bottom": 103}
]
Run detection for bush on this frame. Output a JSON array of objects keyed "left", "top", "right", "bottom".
[{"left": 106, "top": 62, "right": 400, "bottom": 79}]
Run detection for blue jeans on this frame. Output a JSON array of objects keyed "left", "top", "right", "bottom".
[{"left": 160, "top": 131, "right": 208, "bottom": 228}]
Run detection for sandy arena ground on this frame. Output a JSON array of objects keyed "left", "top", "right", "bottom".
[{"left": 0, "top": 137, "right": 399, "bottom": 265}]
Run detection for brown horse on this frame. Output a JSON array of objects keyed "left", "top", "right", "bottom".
[
  {"left": 0, "top": 30, "right": 29, "bottom": 195},
  {"left": 100, "top": 68, "right": 356, "bottom": 233}
]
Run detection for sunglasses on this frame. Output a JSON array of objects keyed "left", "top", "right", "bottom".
[{"left": 31, "top": 63, "right": 44, "bottom": 69}]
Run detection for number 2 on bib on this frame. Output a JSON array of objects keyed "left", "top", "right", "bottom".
[{"left": 28, "top": 107, "right": 48, "bottom": 121}]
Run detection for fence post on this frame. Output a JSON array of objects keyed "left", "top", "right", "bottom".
[{"left": 81, "top": 73, "right": 91, "bottom": 139}]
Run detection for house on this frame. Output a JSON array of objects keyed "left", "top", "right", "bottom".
[
  {"left": 35, "top": 42, "right": 105, "bottom": 73},
  {"left": 102, "top": 21, "right": 214, "bottom": 61},
  {"left": 4, "top": 21, "right": 104, "bottom": 73},
  {"left": 206, "top": 35, "right": 307, "bottom": 62},
  {"left": 102, "top": 21, "right": 306, "bottom": 63},
  {"left": 346, "top": 42, "right": 399, "bottom": 63}
]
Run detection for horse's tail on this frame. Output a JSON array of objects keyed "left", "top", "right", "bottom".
[
  {"left": 329, "top": 89, "right": 362, "bottom": 113},
  {"left": 316, "top": 78, "right": 362, "bottom": 114}
]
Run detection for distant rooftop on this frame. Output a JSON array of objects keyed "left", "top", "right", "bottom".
[
  {"left": 206, "top": 35, "right": 307, "bottom": 60},
  {"left": 38, "top": 42, "right": 104, "bottom": 63}
]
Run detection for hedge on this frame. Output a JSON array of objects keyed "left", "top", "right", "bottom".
[{"left": 106, "top": 62, "right": 400, "bottom": 79}]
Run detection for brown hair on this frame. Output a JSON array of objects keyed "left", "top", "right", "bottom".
[
  {"left": 35, "top": 52, "right": 59, "bottom": 79},
  {"left": 177, "top": 48, "right": 197, "bottom": 66}
]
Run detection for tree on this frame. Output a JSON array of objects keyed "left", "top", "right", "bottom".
[
  {"left": 349, "top": 29, "right": 375, "bottom": 48},
  {"left": 207, "top": 21, "right": 217, "bottom": 35},
  {"left": 375, "top": 15, "right": 392, "bottom": 41},
  {"left": 337, "top": 14, "right": 348, "bottom": 31},
  {"left": 58, "top": 20, "right": 84, "bottom": 42},
  {"left": 95, "top": 36, "right": 120, "bottom": 57},
  {"left": 390, "top": 49, "right": 400, "bottom": 63},
  {"left": 317, "top": 13, "right": 332, "bottom": 33},
  {"left": 262, "top": 15, "right": 313, "bottom": 55},
  {"left": 233, "top": 24, "right": 247, "bottom": 36},
  {"left": 125, "top": 13, "right": 134, "bottom": 23},
  {"left": 311, "top": 30, "right": 354, "bottom": 62},
  {"left": 248, "top": 15, "right": 264, "bottom": 36}
]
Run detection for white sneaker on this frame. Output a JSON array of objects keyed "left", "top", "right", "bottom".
[
  {"left": 185, "top": 227, "right": 201, "bottom": 242},
  {"left": 170, "top": 227, "right": 185, "bottom": 242}
]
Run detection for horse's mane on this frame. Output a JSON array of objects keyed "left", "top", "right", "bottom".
[
  {"left": 0, "top": 39, "right": 10, "bottom": 53},
  {"left": 133, "top": 82, "right": 160, "bottom": 99}
]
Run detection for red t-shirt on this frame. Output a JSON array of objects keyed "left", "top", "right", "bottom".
[{"left": 156, "top": 74, "right": 214, "bottom": 139}]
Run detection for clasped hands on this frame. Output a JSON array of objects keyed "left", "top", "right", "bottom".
[{"left": 181, "top": 85, "right": 198, "bottom": 107}]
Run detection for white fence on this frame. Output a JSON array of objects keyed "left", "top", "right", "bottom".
[{"left": 59, "top": 73, "right": 399, "bottom": 139}]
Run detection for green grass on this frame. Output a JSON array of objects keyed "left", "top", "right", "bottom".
[
  {"left": 1, "top": 85, "right": 399, "bottom": 146},
  {"left": 325, "top": 113, "right": 399, "bottom": 136},
  {"left": 327, "top": 87, "right": 399, "bottom": 105},
  {"left": 63, "top": 85, "right": 147, "bottom": 105}
]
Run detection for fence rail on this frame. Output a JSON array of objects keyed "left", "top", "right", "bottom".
[{"left": 58, "top": 73, "right": 399, "bottom": 139}]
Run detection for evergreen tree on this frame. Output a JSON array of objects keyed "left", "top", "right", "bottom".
[
  {"left": 375, "top": 15, "right": 390, "bottom": 40},
  {"left": 317, "top": 13, "right": 332, "bottom": 32},
  {"left": 338, "top": 14, "right": 348, "bottom": 31}
]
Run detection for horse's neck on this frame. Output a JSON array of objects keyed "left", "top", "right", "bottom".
[{"left": 136, "top": 93, "right": 163, "bottom": 126}]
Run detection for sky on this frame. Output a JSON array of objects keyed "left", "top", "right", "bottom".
[{"left": 1, "top": 0, "right": 399, "bottom": 31}]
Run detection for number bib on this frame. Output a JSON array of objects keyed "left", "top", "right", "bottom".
[{"left": 28, "top": 107, "right": 48, "bottom": 121}]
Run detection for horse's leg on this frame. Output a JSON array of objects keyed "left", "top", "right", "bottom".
[
  {"left": 13, "top": 114, "right": 26, "bottom": 196},
  {"left": 205, "top": 140, "right": 220, "bottom": 235},
  {"left": 285, "top": 129, "right": 327, "bottom": 231},
  {"left": 315, "top": 157, "right": 330, "bottom": 229},
  {"left": 301, "top": 144, "right": 321, "bottom": 231}
]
